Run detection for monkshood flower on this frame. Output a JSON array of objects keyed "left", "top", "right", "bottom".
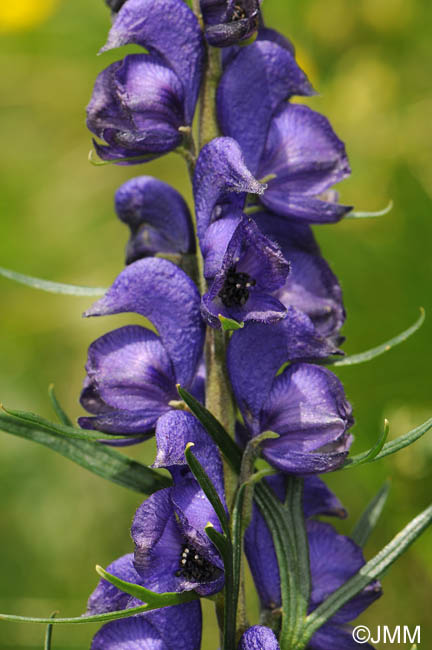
[
  {"left": 253, "top": 211, "right": 345, "bottom": 340},
  {"left": 200, "top": 0, "right": 261, "bottom": 47},
  {"left": 245, "top": 482, "right": 382, "bottom": 650},
  {"left": 238, "top": 625, "right": 280, "bottom": 650},
  {"left": 87, "top": 0, "right": 204, "bottom": 163},
  {"left": 87, "top": 553, "right": 202, "bottom": 650},
  {"left": 228, "top": 318, "right": 353, "bottom": 473},
  {"left": 132, "top": 410, "right": 227, "bottom": 596},
  {"left": 202, "top": 217, "right": 290, "bottom": 327},
  {"left": 218, "top": 38, "right": 352, "bottom": 222},
  {"left": 115, "top": 176, "right": 195, "bottom": 264},
  {"left": 78, "top": 258, "right": 205, "bottom": 440}
]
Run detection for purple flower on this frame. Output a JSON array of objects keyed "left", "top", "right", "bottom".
[
  {"left": 245, "top": 480, "right": 381, "bottom": 649},
  {"left": 87, "top": 0, "right": 204, "bottom": 163},
  {"left": 238, "top": 625, "right": 280, "bottom": 649},
  {"left": 228, "top": 319, "right": 353, "bottom": 474},
  {"left": 78, "top": 258, "right": 205, "bottom": 440},
  {"left": 201, "top": 0, "right": 261, "bottom": 48},
  {"left": 218, "top": 38, "right": 352, "bottom": 223},
  {"left": 132, "top": 411, "right": 227, "bottom": 596},
  {"left": 115, "top": 176, "right": 195, "bottom": 264},
  {"left": 87, "top": 554, "right": 202, "bottom": 650},
  {"left": 202, "top": 217, "right": 290, "bottom": 327}
]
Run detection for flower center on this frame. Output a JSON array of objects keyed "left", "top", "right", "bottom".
[
  {"left": 232, "top": 4, "right": 247, "bottom": 20},
  {"left": 218, "top": 266, "right": 256, "bottom": 308},
  {"left": 175, "top": 544, "right": 219, "bottom": 582}
]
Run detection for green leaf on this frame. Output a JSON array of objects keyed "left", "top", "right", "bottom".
[
  {"left": 346, "top": 199, "right": 393, "bottom": 219},
  {"left": 1, "top": 406, "right": 126, "bottom": 442},
  {"left": 0, "top": 266, "right": 106, "bottom": 296},
  {"left": 351, "top": 480, "right": 391, "bottom": 547},
  {"left": 300, "top": 504, "right": 432, "bottom": 647},
  {"left": 177, "top": 386, "right": 242, "bottom": 473},
  {"left": 48, "top": 385, "right": 73, "bottom": 426},
  {"left": 328, "top": 309, "right": 425, "bottom": 367},
  {"left": 184, "top": 443, "right": 230, "bottom": 537},
  {"left": 343, "top": 416, "right": 432, "bottom": 470},
  {"left": 218, "top": 314, "right": 244, "bottom": 331},
  {"left": 95, "top": 565, "right": 199, "bottom": 607},
  {"left": 0, "top": 413, "right": 171, "bottom": 495},
  {"left": 204, "top": 523, "right": 231, "bottom": 558},
  {"left": 44, "top": 612, "right": 57, "bottom": 650}
]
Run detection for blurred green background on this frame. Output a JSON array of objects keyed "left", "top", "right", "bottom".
[{"left": 0, "top": 0, "right": 431, "bottom": 648}]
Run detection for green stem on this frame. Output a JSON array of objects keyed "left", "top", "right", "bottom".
[{"left": 198, "top": 44, "right": 222, "bottom": 148}]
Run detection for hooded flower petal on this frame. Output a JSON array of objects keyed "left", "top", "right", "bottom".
[
  {"left": 90, "top": 603, "right": 202, "bottom": 650},
  {"left": 202, "top": 217, "right": 290, "bottom": 327},
  {"left": 201, "top": 0, "right": 261, "bottom": 48},
  {"left": 84, "top": 258, "right": 204, "bottom": 388},
  {"left": 259, "top": 363, "right": 354, "bottom": 474},
  {"left": 238, "top": 625, "right": 280, "bottom": 649},
  {"left": 257, "top": 104, "right": 352, "bottom": 222},
  {"left": 115, "top": 176, "right": 195, "bottom": 263},
  {"left": 100, "top": 0, "right": 205, "bottom": 123},
  {"left": 78, "top": 325, "right": 176, "bottom": 435},
  {"left": 227, "top": 308, "right": 341, "bottom": 429},
  {"left": 87, "top": 55, "right": 185, "bottom": 163},
  {"left": 193, "top": 137, "right": 264, "bottom": 241},
  {"left": 218, "top": 40, "right": 314, "bottom": 173}
]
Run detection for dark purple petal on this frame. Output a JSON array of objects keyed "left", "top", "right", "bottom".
[
  {"left": 303, "top": 476, "right": 347, "bottom": 520},
  {"left": 258, "top": 104, "right": 351, "bottom": 222},
  {"left": 201, "top": 0, "right": 261, "bottom": 48},
  {"left": 218, "top": 40, "right": 314, "bottom": 173},
  {"left": 309, "top": 623, "right": 376, "bottom": 650},
  {"left": 84, "top": 258, "right": 204, "bottom": 388},
  {"left": 252, "top": 211, "right": 345, "bottom": 337},
  {"left": 201, "top": 215, "right": 241, "bottom": 279},
  {"left": 87, "top": 554, "right": 138, "bottom": 615},
  {"left": 259, "top": 363, "right": 354, "bottom": 473},
  {"left": 132, "top": 488, "right": 184, "bottom": 592},
  {"left": 87, "top": 55, "right": 184, "bottom": 162},
  {"left": 238, "top": 625, "right": 280, "bottom": 649},
  {"left": 153, "top": 411, "right": 222, "bottom": 485},
  {"left": 115, "top": 176, "right": 195, "bottom": 263},
  {"left": 308, "top": 521, "right": 382, "bottom": 620},
  {"left": 79, "top": 326, "right": 176, "bottom": 435},
  {"left": 202, "top": 217, "right": 289, "bottom": 327},
  {"left": 101, "top": 0, "right": 205, "bottom": 123},
  {"left": 193, "top": 137, "right": 264, "bottom": 241},
  {"left": 227, "top": 308, "right": 341, "bottom": 430},
  {"left": 222, "top": 25, "right": 296, "bottom": 68},
  {"left": 91, "top": 601, "right": 202, "bottom": 650}
]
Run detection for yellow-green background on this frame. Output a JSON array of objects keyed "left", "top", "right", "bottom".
[{"left": 1, "top": 0, "right": 431, "bottom": 648}]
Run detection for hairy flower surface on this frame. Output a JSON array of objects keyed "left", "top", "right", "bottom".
[
  {"left": 79, "top": 258, "right": 204, "bottom": 439},
  {"left": 87, "top": 0, "right": 204, "bottom": 163},
  {"left": 115, "top": 176, "right": 195, "bottom": 264},
  {"left": 238, "top": 625, "right": 280, "bottom": 649}
]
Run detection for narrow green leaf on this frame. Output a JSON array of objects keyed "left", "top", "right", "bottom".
[
  {"left": 218, "top": 314, "right": 244, "bottom": 331},
  {"left": 351, "top": 480, "right": 391, "bottom": 547},
  {"left": 0, "top": 413, "right": 171, "bottom": 495},
  {"left": 300, "top": 504, "right": 432, "bottom": 646},
  {"left": 343, "top": 416, "right": 432, "bottom": 469},
  {"left": 346, "top": 200, "right": 393, "bottom": 219},
  {"left": 48, "top": 385, "right": 72, "bottom": 426},
  {"left": 177, "top": 386, "right": 242, "bottom": 473},
  {"left": 95, "top": 565, "right": 199, "bottom": 607},
  {"left": 328, "top": 309, "right": 425, "bottom": 367},
  {"left": 0, "top": 266, "right": 106, "bottom": 296},
  {"left": 204, "top": 524, "right": 231, "bottom": 558},
  {"left": 44, "top": 612, "right": 57, "bottom": 650},
  {"left": 1, "top": 406, "right": 126, "bottom": 442},
  {"left": 185, "top": 443, "right": 230, "bottom": 537}
]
